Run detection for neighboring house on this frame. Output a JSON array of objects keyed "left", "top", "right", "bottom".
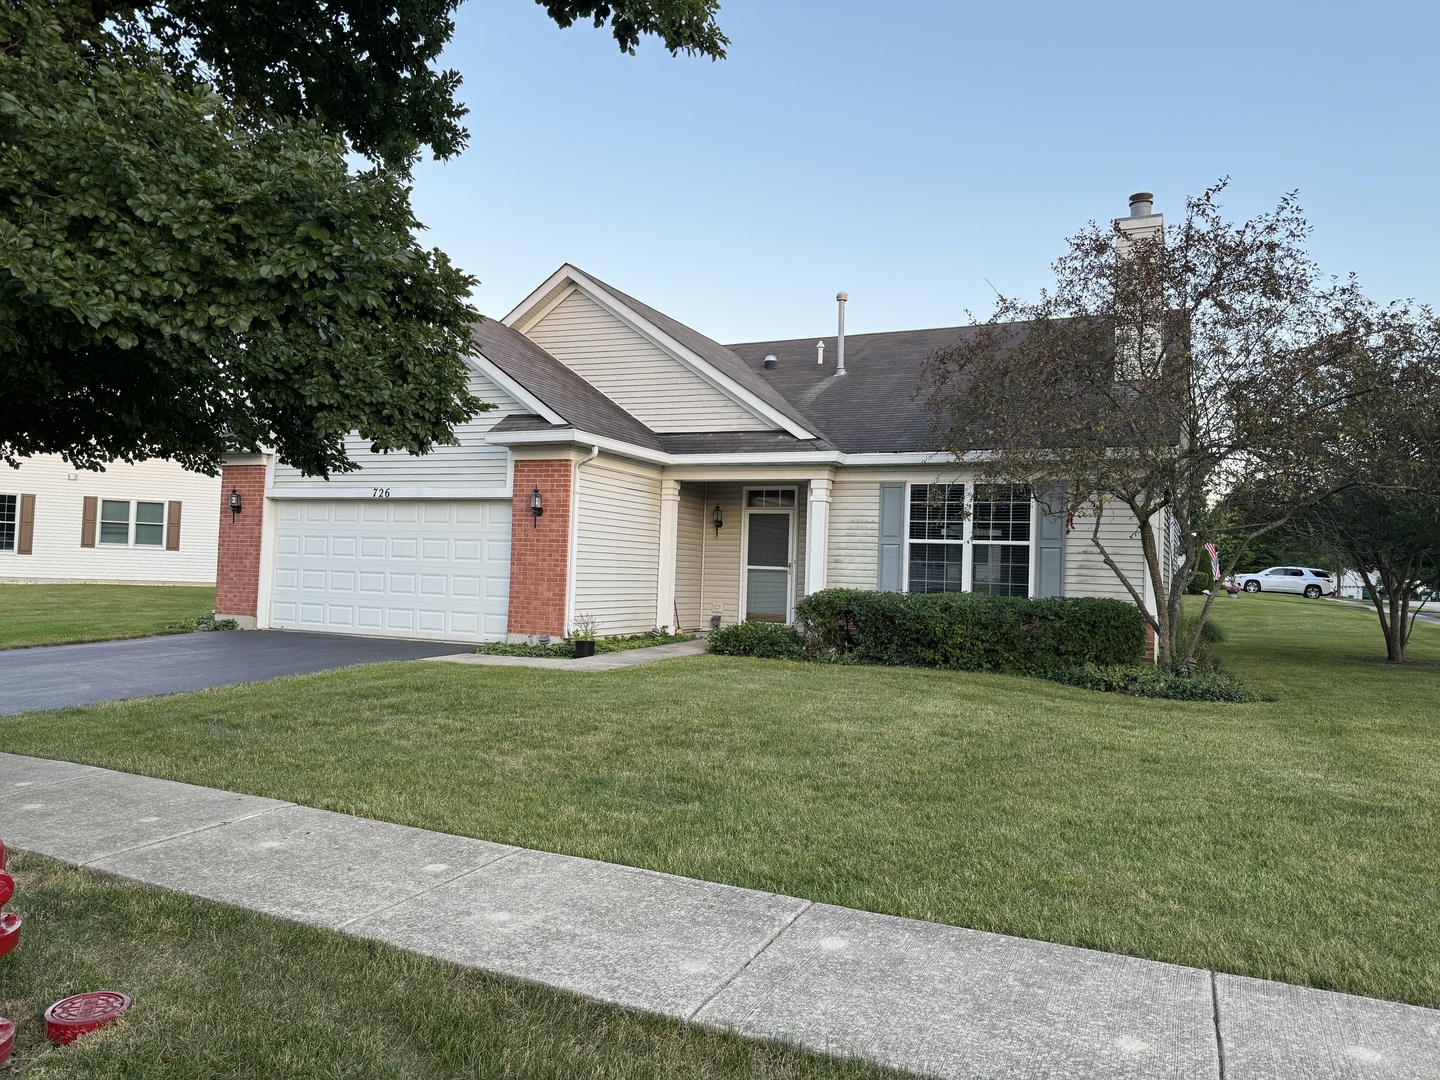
[
  {"left": 214, "top": 199, "right": 1172, "bottom": 647},
  {"left": 0, "top": 455, "right": 219, "bottom": 584}
]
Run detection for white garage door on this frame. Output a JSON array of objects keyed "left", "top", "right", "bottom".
[{"left": 270, "top": 500, "right": 510, "bottom": 642}]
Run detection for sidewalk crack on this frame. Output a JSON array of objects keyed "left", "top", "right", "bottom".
[
  {"left": 78, "top": 802, "right": 294, "bottom": 867},
  {"left": 1211, "top": 970, "right": 1228, "bottom": 1080},
  {"left": 686, "top": 899, "right": 813, "bottom": 1022},
  {"left": 334, "top": 847, "right": 524, "bottom": 930}
]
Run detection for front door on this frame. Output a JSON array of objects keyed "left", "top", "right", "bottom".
[{"left": 743, "top": 489, "right": 795, "bottom": 623}]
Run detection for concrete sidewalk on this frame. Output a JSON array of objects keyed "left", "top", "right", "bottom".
[
  {"left": 1, "top": 753, "right": 1435, "bottom": 1079},
  {"left": 423, "top": 637, "right": 709, "bottom": 671}
]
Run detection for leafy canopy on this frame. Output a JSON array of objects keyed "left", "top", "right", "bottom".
[
  {"left": 922, "top": 182, "right": 1371, "bottom": 667},
  {"left": 2, "top": 0, "right": 728, "bottom": 476}
]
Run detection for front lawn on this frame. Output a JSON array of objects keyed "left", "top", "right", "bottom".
[
  {"left": 0, "top": 852, "right": 896, "bottom": 1079},
  {"left": 2, "top": 594, "right": 1438, "bottom": 1008},
  {"left": 0, "top": 584, "right": 218, "bottom": 649}
]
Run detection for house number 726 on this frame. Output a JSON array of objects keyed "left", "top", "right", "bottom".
[{"left": 372, "top": 488, "right": 391, "bottom": 498}]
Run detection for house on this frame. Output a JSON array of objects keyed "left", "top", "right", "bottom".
[
  {"left": 213, "top": 198, "right": 1172, "bottom": 647},
  {"left": 0, "top": 455, "right": 219, "bottom": 585}
]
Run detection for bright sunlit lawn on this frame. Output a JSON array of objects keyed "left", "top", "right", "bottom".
[
  {"left": 3, "top": 593, "right": 1438, "bottom": 1012},
  {"left": 0, "top": 583, "right": 218, "bottom": 649}
]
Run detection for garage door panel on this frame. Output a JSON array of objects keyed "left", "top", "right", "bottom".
[{"left": 270, "top": 499, "right": 510, "bottom": 643}]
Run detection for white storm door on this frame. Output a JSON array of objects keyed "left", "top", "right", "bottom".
[{"left": 743, "top": 508, "right": 794, "bottom": 623}]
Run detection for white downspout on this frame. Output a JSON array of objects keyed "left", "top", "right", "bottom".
[{"left": 565, "top": 445, "right": 600, "bottom": 637}]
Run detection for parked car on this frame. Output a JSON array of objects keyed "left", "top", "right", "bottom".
[{"left": 1235, "top": 566, "right": 1335, "bottom": 599}]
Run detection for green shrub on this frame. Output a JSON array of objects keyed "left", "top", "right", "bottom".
[
  {"left": 165, "top": 612, "right": 240, "bottom": 633},
  {"left": 707, "top": 621, "right": 806, "bottom": 660},
  {"left": 794, "top": 589, "right": 1145, "bottom": 674},
  {"left": 1048, "top": 663, "right": 1260, "bottom": 702}
]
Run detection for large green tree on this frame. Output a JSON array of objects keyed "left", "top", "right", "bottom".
[{"left": 2, "top": 0, "right": 727, "bottom": 476}]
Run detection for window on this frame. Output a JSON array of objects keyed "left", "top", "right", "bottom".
[
  {"left": 972, "top": 484, "right": 1031, "bottom": 597},
  {"left": 0, "top": 495, "right": 14, "bottom": 552},
  {"left": 906, "top": 483, "right": 1033, "bottom": 597},
  {"left": 746, "top": 489, "right": 796, "bottom": 508},
  {"left": 99, "top": 500, "right": 167, "bottom": 546},
  {"left": 907, "top": 484, "right": 966, "bottom": 593}
]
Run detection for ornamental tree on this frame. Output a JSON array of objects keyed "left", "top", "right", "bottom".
[{"left": 922, "top": 183, "right": 1373, "bottom": 668}]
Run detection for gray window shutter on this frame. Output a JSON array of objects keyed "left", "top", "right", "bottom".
[
  {"left": 1035, "top": 487, "right": 1066, "bottom": 598},
  {"left": 877, "top": 483, "right": 904, "bottom": 592}
]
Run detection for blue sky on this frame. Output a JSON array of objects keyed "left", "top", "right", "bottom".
[{"left": 408, "top": 0, "right": 1439, "bottom": 343}]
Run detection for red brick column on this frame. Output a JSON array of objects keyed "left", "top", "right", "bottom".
[
  {"left": 216, "top": 464, "right": 266, "bottom": 622},
  {"left": 1144, "top": 624, "right": 1159, "bottom": 663},
  {"left": 507, "top": 460, "right": 572, "bottom": 637}
]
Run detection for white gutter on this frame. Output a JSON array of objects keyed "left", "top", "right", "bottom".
[{"left": 485, "top": 427, "right": 993, "bottom": 468}]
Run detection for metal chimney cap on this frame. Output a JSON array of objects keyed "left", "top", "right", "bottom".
[
  {"left": 762, "top": 354, "right": 778, "bottom": 369},
  {"left": 1128, "top": 192, "right": 1155, "bottom": 216},
  {"left": 836, "top": 291, "right": 848, "bottom": 302}
]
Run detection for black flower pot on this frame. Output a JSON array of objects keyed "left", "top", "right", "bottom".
[{"left": 573, "top": 640, "right": 596, "bottom": 659}]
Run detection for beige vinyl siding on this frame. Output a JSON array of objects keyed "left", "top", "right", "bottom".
[
  {"left": 573, "top": 458, "right": 663, "bottom": 636},
  {"left": 1064, "top": 502, "right": 1147, "bottom": 603},
  {"left": 698, "top": 482, "right": 743, "bottom": 627},
  {"left": 522, "top": 289, "right": 771, "bottom": 433},
  {"left": 675, "top": 483, "right": 705, "bottom": 632},
  {"left": 270, "top": 367, "right": 521, "bottom": 492},
  {"left": 827, "top": 476, "right": 883, "bottom": 590},
  {"left": 0, "top": 455, "right": 219, "bottom": 584}
]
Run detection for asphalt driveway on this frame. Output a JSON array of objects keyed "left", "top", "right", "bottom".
[{"left": 0, "top": 630, "right": 471, "bottom": 716}]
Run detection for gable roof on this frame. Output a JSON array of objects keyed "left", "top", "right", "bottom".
[
  {"left": 503, "top": 265, "right": 818, "bottom": 440},
  {"left": 471, "top": 320, "right": 662, "bottom": 450}
]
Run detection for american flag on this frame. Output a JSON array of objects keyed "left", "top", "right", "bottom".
[{"left": 1204, "top": 542, "right": 1221, "bottom": 582}]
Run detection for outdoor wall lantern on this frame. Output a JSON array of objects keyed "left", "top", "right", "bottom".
[
  {"left": 712, "top": 504, "right": 724, "bottom": 537},
  {"left": 530, "top": 486, "right": 544, "bottom": 527},
  {"left": 228, "top": 488, "right": 242, "bottom": 523}
]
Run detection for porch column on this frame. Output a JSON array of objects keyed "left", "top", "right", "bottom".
[
  {"left": 805, "top": 477, "right": 833, "bottom": 597},
  {"left": 656, "top": 478, "right": 681, "bottom": 632}
]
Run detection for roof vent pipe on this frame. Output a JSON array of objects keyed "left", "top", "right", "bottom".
[
  {"left": 816, "top": 340, "right": 825, "bottom": 365},
  {"left": 835, "top": 292, "right": 848, "bottom": 377},
  {"left": 763, "top": 354, "right": 778, "bottom": 370},
  {"left": 1128, "top": 191, "right": 1154, "bottom": 217}
]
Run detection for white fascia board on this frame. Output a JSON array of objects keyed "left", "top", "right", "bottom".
[
  {"left": 485, "top": 429, "right": 991, "bottom": 470},
  {"left": 502, "top": 265, "right": 816, "bottom": 441},
  {"left": 467, "top": 350, "right": 566, "bottom": 426},
  {"left": 266, "top": 485, "right": 514, "bottom": 501},
  {"left": 501, "top": 265, "right": 578, "bottom": 328}
]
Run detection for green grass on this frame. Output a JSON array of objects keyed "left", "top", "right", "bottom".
[
  {"left": 0, "top": 584, "right": 218, "bottom": 649},
  {"left": 3, "top": 594, "right": 1438, "bottom": 1009},
  {"left": 0, "top": 852, "right": 898, "bottom": 1079}
]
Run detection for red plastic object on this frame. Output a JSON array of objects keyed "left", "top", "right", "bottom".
[
  {"left": 45, "top": 991, "right": 131, "bottom": 1045},
  {"left": 0, "top": 835, "right": 6, "bottom": 870},
  {"left": 0, "top": 1017, "right": 13, "bottom": 1066},
  {"left": 0, "top": 867, "right": 13, "bottom": 907},
  {"left": 0, "top": 913, "right": 18, "bottom": 960}
]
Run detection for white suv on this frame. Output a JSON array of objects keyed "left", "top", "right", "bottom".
[{"left": 1235, "top": 566, "right": 1335, "bottom": 599}]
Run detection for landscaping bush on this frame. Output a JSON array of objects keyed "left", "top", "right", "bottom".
[
  {"left": 1047, "top": 663, "right": 1261, "bottom": 702},
  {"left": 707, "top": 621, "right": 806, "bottom": 660},
  {"left": 794, "top": 589, "right": 1146, "bottom": 674}
]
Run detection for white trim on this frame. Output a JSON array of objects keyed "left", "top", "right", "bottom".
[
  {"left": 467, "top": 351, "right": 566, "bottom": 426},
  {"left": 255, "top": 452, "right": 278, "bottom": 630},
  {"left": 264, "top": 485, "right": 513, "bottom": 501},
  {"left": 804, "top": 478, "right": 833, "bottom": 596},
  {"left": 566, "top": 445, "right": 601, "bottom": 637},
  {"left": 486, "top": 427, "right": 994, "bottom": 471},
  {"left": 739, "top": 486, "right": 798, "bottom": 624},
  {"left": 656, "top": 478, "right": 682, "bottom": 632},
  {"left": 503, "top": 265, "right": 817, "bottom": 440}
]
